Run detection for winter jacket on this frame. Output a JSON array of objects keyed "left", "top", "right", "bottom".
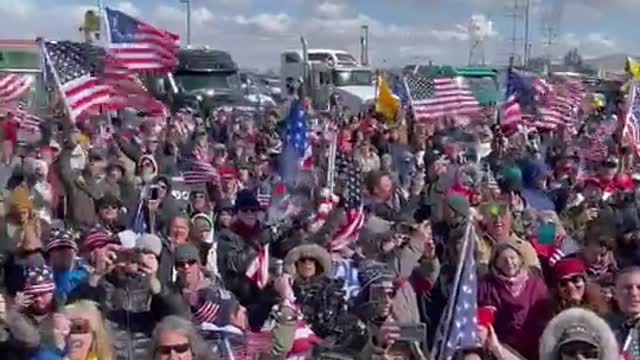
[
  {"left": 68, "top": 272, "right": 186, "bottom": 360},
  {"left": 0, "top": 311, "right": 41, "bottom": 360},
  {"left": 478, "top": 272, "right": 552, "bottom": 360},
  {"left": 285, "top": 244, "right": 350, "bottom": 339},
  {"left": 216, "top": 223, "right": 279, "bottom": 330}
]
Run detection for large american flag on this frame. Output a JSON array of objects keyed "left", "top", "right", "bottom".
[
  {"left": 404, "top": 72, "right": 481, "bottom": 122},
  {"left": 502, "top": 68, "right": 523, "bottom": 128},
  {"left": 623, "top": 82, "right": 640, "bottom": 156},
  {"left": 580, "top": 117, "right": 617, "bottom": 162},
  {"left": 537, "top": 76, "right": 586, "bottom": 129},
  {"left": 432, "top": 224, "right": 477, "bottom": 360},
  {"left": 0, "top": 74, "right": 33, "bottom": 104},
  {"left": 328, "top": 153, "right": 365, "bottom": 253},
  {"left": 105, "top": 7, "right": 179, "bottom": 72},
  {"left": 41, "top": 41, "right": 115, "bottom": 122},
  {"left": 183, "top": 161, "right": 219, "bottom": 185}
]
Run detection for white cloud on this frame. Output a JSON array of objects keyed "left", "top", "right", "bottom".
[
  {"left": 234, "top": 13, "right": 292, "bottom": 35},
  {"left": 555, "top": 32, "right": 619, "bottom": 59},
  {"left": 113, "top": 1, "right": 140, "bottom": 17},
  {"left": 0, "top": 0, "right": 35, "bottom": 17},
  {"left": 314, "top": 2, "right": 348, "bottom": 18}
]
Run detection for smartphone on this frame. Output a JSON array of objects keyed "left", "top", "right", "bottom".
[
  {"left": 69, "top": 318, "right": 91, "bottom": 334},
  {"left": 148, "top": 185, "right": 160, "bottom": 201},
  {"left": 115, "top": 249, "right": 136, "bottom": 264},
  {"left": 391, "top": 323, "right": 427, "bottom": 343}
]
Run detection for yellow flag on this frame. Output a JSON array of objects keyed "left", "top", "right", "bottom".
[
  {"left": 375, "top": 76, "right": 400, "bottom": 122},
  {"left": 626, "top": 57, "right": 640, "bottom": 79}
]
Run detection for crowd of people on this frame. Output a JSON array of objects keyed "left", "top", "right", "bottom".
[{"left": 0, "top": 88, "right": 637, "bottom": 360}]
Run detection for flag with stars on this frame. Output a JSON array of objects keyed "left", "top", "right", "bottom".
[
  {"left": 105, "top": 7, "right": 179, "bottom": 72},
  {"left": 404, "top": 72, "right": 481, "bottom": 122},
  {"left": 432, "top": 224, "right": 478, "bottom": 360},
  {"left": 285, "top": 100, "right": 313, "bottom": 169},
  {"left": 623, "top": 82, "right": 640, "bottom": 157},
  {"left": 41, "top": 41, "right": 115, "bottom": 122},
  {"left": 329, "top": 153, "right": 365, "bottom": 252}
]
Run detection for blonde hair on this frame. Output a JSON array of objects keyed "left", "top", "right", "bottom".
[{"left": 65, "top": 300, "right": 114, "bottom": 360}]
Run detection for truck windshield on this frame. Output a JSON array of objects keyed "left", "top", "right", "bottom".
[
  {"left": 464, "top": 76, "right": 498, "bottom": 93},
  {"left": 333, "top": 70, "right": 373, "bottom": 87},
  {"left": 175, "top": 71, "right": 240, "bottom": 92}
]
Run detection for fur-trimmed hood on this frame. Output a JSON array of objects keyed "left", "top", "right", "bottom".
[
  {"left": 284, "top": 243, "right": 332, "bottom": 279},
  {"left": 540, "top": 308, "right": 619, "bottom": 360}
]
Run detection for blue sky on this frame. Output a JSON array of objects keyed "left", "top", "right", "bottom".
[{"left": 0, "top": 0, "right": 636, "bottom": 70}]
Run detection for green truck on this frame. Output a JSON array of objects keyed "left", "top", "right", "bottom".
[
  {"left": 403, "top": 64, "right": 500, "bottom": 105},
  {"left": 0, "top": 40, "right": 48, "bottom": 113}
]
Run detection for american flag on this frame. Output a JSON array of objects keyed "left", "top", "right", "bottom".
[
  {"left": 105, "top": 7, "right": 179, "bottom": 72},
  {"left": 580, "top": 118, "right": 617, "bottom": 162},
  {"left": 0, "top": 74, "right": 33, "bottom": 104},
  {"left": 624, "top": 82, "right": 640, "bottom": 156},
  {"left": 193, "top": 301, "right": 220, "bottom": 324},
  {"left": 246, "top": 243, "right": 269, "bottom": 289},
  {"left": 286, "top": 100, "right": 313, "bottom": 169},
  {"left": 502, "top": 68, "right": 523, "bottom": 128},
  {"left": 403, "top": 72, "right": 481, "bottom": 122},
  {"left": 183, "top": 161, "right": 219, "bottom": 185},
  {"left": 41, "top": 41, "right": 115, "bottom": 122},
  {"left": 432, "top": 224, "right": 477, "bottom": 360},
  {"left": 328, "top": 153, "right": 365, "bottom": 253},
  {"left": 102, "top": 53, "right": 169, "bottom": 116},
  {"left": 537, "top": 76, "right": 586, "bottom": 129}
]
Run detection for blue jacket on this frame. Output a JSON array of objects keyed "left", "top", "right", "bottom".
[{"left": 53, "top": 259, "right": 90, "bottom": 300}]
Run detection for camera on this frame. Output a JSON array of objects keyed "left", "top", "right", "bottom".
[{"left": 147, "top": 185, "right": 160, "bottom": 201}]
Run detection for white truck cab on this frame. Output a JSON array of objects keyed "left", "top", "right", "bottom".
[{"left": 280, "top": 49, "right": 376, "bottom": 114}]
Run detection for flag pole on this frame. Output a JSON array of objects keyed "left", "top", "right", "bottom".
[
  {"left": 431, "top": 221, "right": 474, "bottom": 360},
  {"left": 37, "top": 39, "right": 76, "bottom": 124}
]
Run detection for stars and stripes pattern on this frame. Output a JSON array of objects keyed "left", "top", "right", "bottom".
[
  {"left": 328, "top": 153, "right": 365, "bottom": 253},
  {"left": 537, "top": 76, "right": 586, "bottom": 129},
  {"left": 41, "top": 41, "right": 115, "bottom": 122},
  {"left": 502, "top": 68, "right": 524, "bottom": 128},
  {"left": 193, "top": 301, "right": 220, "bottom": 324},
  {"left": 105, "top": 7, "right": 179, "bottom": 72},
  {"left": 432, "top": 224, "right": 477, "bottom": 360},
  {"left": 246, "top": 243, "right": 269, "bottom": 289},
  {"left": 183, "top": 161, "right": 219, "bottom": 185},
  {"left": 286, "top": 100, "right": 313, "bottom": 169},
  {"left": 404, "top": 72, "right": 481, "bottom": 122},
  {"left": 623, "top": 82, "right": 640, "bottom": 156},
  {"left": 580, "top": 118, "right": 617, "bottom": 162},
  {"left": 0, "top": 74, "right": 33, "bottom": 104}
]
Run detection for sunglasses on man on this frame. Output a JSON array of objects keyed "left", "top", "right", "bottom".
[{"left": 157, "top": 343, "right": 191, "bottom": 355}]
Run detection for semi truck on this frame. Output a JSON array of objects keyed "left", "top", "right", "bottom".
[{"left": 280, "top": 48, "right": 376, "bottom": 114}]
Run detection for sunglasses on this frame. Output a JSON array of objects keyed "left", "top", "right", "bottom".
[
  {"left": 176, "top": 260, "right": 198, "bottom": 269},
  {"left": 559, "top": 275, "right": 585, "bottom": 288},
  {"left": 157, "top": 343, "right": 191, "bottom": 355},
  {"left": 559, "top": 343, "right": 599, "bottom": 359}
]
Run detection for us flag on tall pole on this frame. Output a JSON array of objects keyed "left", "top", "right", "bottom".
[
  {"left": 432, "top": 223, "right": 478, "bottom": 360},
  {"left": 104, "top": 7, "right": 179, "bottom": 72},
  {"left": 403, "top": 72, "right": 481, "bottom": 122},
  {"left": 40, "top": 40, "right": 115, "bottom": 122},
  {"left": 0, "top": 74, "right": 33, "bottom": 104}
]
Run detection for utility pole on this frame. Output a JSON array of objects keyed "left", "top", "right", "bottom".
[
  {"left": 179, "top": 0, "right": 191, "bottom": 46},
  {"left": 360, "top": 25, "right": 369, "bottom": 66},
  {"left": 523, "top": 0, "right": 530, "bottom": 67},
  {"left": 504, "top": 0, "right": 524, "bottom": 66}
]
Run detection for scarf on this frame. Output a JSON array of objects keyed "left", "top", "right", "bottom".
[{"left": 492, "top": 267, "right": 529, "bottom": 298}]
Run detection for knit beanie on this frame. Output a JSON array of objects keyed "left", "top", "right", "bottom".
[{"left": 10, "top": 186, "right": 32, "bottom": 210}]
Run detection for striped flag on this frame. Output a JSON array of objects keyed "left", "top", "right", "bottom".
[
  {"left": 193, "top": 301, "right": 220, "bottom": 324},
  {"left": 286, "top": 100, "right": 313, "bottom": 169},
  {"left": 502, "top": 68, "right": 524, "bottom": 128},
  {"left": 328, "top": 154, "right": 365, "bottom": 253},
  {"left": 246, "top": 243, "right": 269, "bottom": 289},
  {"left": 623, "top": 82, "right": 640, "bottom": 156},
  {"left": 0, "top": 74, "right": 33, "bottom": 104},
  {"left": 183, "top": 161, "right": 219, "bottom": 185},
  {"left": 432, "top": 224, "right": 477, "bottom": 360},
  {"left": 580, "top": 118, "right": 617, "bottom": 162},
  {"left": 404, "top": 72, "right": 481, "bottom": 122},
  {"left": 41, "top": 41, "right": 115, "bottom": 122},
  {"left": 537, "top": 76, "right": 586, "bottom": 128},
  {"left": 105, "top": 7, "right": 179, "bottom": 72}
]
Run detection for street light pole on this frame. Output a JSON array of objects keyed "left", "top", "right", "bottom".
[{"left": 179, "top": 0, "right": 191, "bottom": 46}]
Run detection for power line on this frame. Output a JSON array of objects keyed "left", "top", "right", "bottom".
[{"left": 504, "top": 0, "right": 525, "bottom": 65}]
